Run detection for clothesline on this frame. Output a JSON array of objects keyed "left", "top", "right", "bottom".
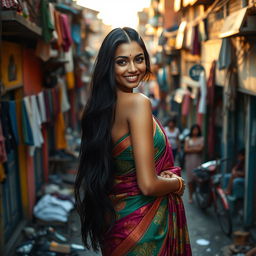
[{"left": 0, "top": 85, "right": 70, "bottom": 162}]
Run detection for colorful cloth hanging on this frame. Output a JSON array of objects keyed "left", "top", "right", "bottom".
[
  {"left": 0, "top": 0, "right": 22, "bottom": 11},
  {"left": 59, "top": 14, "right": 73, "bottom": 52},
  {"left": 40, "top": 0, "right": 54, "bottom": 43},
  {"left": 0, "top": 121, "right": 7, "bottom": 163},
  {"left": 8, "top": 101, "right": 19, "bottom": 144},
  {"left": 38, "top": 92, "right": 47, "bottom": 123},
  {"left": 0, "top": 102, "right": 17, "bottom": 153},
  {"left": 21, "top": 100, "right": 34, "bottom": 145}
]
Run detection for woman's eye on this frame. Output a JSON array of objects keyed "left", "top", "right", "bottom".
[
  {"left": 135, "top": 56, "right": 145, "bottom": 63},
  {"left": 116, "top": 59, "right": 127, "bottom": 66}
]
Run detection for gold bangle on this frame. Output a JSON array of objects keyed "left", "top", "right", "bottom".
[{"left": 175, "top": 177, "right": 183, "bottom": 194}]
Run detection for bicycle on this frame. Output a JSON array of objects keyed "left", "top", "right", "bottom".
[{"left": 193, "top": 159, "right": 233, "bottom": 236}]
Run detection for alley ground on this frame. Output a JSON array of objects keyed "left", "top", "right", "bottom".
[{"left": 68, "top": 169, "right": 233, "bottom": 256}]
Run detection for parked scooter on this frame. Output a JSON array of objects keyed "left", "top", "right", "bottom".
[
  {"left": 193, "top": 158, "right": 233, "bottom": 236},
  {"left": 16, "top": 226, "right": 85, "bottom": 256}
]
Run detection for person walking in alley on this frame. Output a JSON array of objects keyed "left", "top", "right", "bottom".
[
  {"left": 164, "top": 118, "right": 180, "bottom": 162},
  {"left": 224, "top": 149, "right": 245, "bottom": 197},
  {"left": 75, "top": 27, "right": 191, "bottom": 255},
  {"left": 184, "top": 124, "right": 204, "bottom": 203}
]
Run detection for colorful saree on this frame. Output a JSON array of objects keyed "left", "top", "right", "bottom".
[{"left": 102, "top": 117, "right": 192, "bottom": 256}]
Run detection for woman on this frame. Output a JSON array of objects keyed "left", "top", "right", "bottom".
[
  {"left": 75, "top": 27, "right": 191, "bottom": 255},
  {"left": 164, "top": 118, "right": 180, "bottom": 161},
  {"left": 184, "top": 124, "right": 204, "bottom": 203}
]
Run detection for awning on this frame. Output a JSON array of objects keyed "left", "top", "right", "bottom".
[
  {"left": 176, "top": 0, "right": 213, "bottom": 9},
  {"left": 175, "top": 21, "right": 187, "bottom": 49},
  {"left": 219, "top": 7, "right": 256, "bottom": 38}
]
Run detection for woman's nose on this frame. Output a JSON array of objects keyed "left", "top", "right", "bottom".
[{"left": 128, "top": 61, "right": 137, "bottom": 72}]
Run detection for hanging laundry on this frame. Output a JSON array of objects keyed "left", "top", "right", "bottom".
[
  {"left": 66, "top": 72, "right": 75, "bottom": 89},
  {"left": 64, "top": 47, "right": 75, "bottom": 89},
  {"left": 0, "top": 102, "right": 16, "bottom": 153},
  {"left": 48, "top": 89, "right": 54, "bottom": 120},
  {"left": 40, "top": 0, "right": 54, "bottom": 43},
  {"left": 217, "top": 38, "right": 232, "bottom": 70},
  {"left": 23, "top": 96, "right": 44, "bottom": 156},
  {"left": 54, "top": 10, "right": 63, "bottom": 48},
  {"left": 43, "top": 90, "right": 51, "bottom": 122},
  {"left": 0, "top": 121, "right": 7, "bottom": 163},
  {"left": 0, "top": 0, "right": 22, "bottom": 11},
  {"left": 59, "top": 13, "right": 73, "bottom": 52},
  {"left": 58, "top": 77, "right": 70, "bottom": 112},
  {"left": 201, "top": 18, "right": 209, "bottom": 41},
  {"left": 31, "top": 95, "right": 44, "bottom": 145},
  {"left": 8, "top": 101, "right": 19, "bottom": 144},
  {"left": 72, "top": 24, "right": 81, "bottom": 54},
  {"left": 21, "top": 100, "right": 34, "bottom": 145},
  {"left": 192, "top": 25, "right": 200, "bottom": 55},
  {"left": 182, "top": 90, "right": 192, "bottom": 116},
  {"left": 52, "top": 87, "right": 61, "bottom": 117},
  {"left": 198, "top": 71, "right": 207, "bottom": 114},
  {"left": 69, "top": 89, "right": 76, "bottom": 129},
  {"left": 185, "top": 25, "right": 193, "bottom": 50},
  {"left": 207, "top": 61, "right": 216, "bottom": 107},
  {"left": 37, "top": 92, "right": 47, "bottom": 123},
  {"left": 207, "top": 61, "right": 216, "bottom": 159},
  {"left": 49, "top": 3, "right": 58, "bottom": 42},
  {"left": 55, "top": 111, "right": 67, "bottom": 150}
]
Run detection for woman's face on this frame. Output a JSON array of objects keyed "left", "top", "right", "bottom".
[
  {"left": 168, "top": 121, "right": 175, "bottom": 129},
  {"left": 192, "top": 127, "right": 199, "bottom": 137},
  {"left": 114, "top": 41, "right": 147, "bottom": 92}
]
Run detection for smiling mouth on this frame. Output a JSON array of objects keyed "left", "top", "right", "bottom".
[{"left": 124, "top": 74, "right": 140, "bottom": 82}]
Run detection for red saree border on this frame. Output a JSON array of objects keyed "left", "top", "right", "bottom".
[
  {"left": 112, "top": 118, "right": 157, "bottom": 158},
  {"left": 111, "top": 197, "right": 162, "bottom": 256}
]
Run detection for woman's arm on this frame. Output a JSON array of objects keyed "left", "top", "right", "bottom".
[
  {"left": 185, "top": 138, "right": 204, "bottom": 153},
  {"left": 184, "top": 139, "right": 193, "bottom": 153},
  {"left": 127, "top": 94, "right": 183, "bottom": 197}
]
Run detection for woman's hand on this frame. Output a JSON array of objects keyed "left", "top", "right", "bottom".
[
  {"left": 159, "top": 170, "right": 174, "bottom": 178},
  {"left": 159, "top": 171, "right": 185, "bottom": 196},
  {"left": 174, "top": 177, "right": 185, "bottom": 196}
]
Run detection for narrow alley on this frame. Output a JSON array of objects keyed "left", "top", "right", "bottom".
[{"left": 1, "top": 0, "right": 256, "bottom": 255}]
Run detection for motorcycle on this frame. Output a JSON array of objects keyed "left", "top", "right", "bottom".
[{"left": 193, "top": 159, "right": 233, "bottom": 236}]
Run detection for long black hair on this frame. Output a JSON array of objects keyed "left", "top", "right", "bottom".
[
  {"left": 189, "top": 124, "right": 202, "bottom": 137},
  {"left": 74, "top": 27, "right": 151, "bottom": 251}
]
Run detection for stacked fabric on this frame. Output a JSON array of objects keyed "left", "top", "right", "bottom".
[{"left": 34, "top": 194, "right": 74, "bottom": 223}]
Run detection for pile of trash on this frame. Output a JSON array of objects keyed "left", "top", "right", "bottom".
[
  {"left": 222, "top": 231, "right": 256, "bottom": 256},
  {"left": 15, "top": 174, "right": 86, "bottom": 255},
  {"left": 16, "top": 226, "right": 85, "bottom": 256},
  {"left": 34, "top": 183, "right": 75, "bottom": 223}
]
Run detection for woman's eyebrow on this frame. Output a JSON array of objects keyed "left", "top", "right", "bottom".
[
  {"left": 135, "top": 53, "right": 144, "bottom": 57},
  {"left": 115, "top": 53, "right": 144, "bottom": 59},
  {"left": 115, "top": 56, "right": 128, "bottom": 59}
]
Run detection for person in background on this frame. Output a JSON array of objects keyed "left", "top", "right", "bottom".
[
  {"left": 224, "top": 149, "right": 245, "bottom": 197},
  {"left": 164, "top": 118, "right": 180, "bottom": 162},
  {"left": 184, "top": 124, "right": 204, "bottom": 203},
  {"left": 149, "top": 93, "right": 159, "bottom": 117}
]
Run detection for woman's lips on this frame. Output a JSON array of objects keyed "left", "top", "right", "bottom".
[{"left": 124, "top": 75, "right": 140, "bottom": 83}]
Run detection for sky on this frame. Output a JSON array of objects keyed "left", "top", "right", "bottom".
[{"left": 76, "top": 0, "right": 151, "bottom": 28}]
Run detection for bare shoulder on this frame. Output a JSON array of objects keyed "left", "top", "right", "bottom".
[{"left": 125, "top": 93, "right": 152, "bottom": 113}]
